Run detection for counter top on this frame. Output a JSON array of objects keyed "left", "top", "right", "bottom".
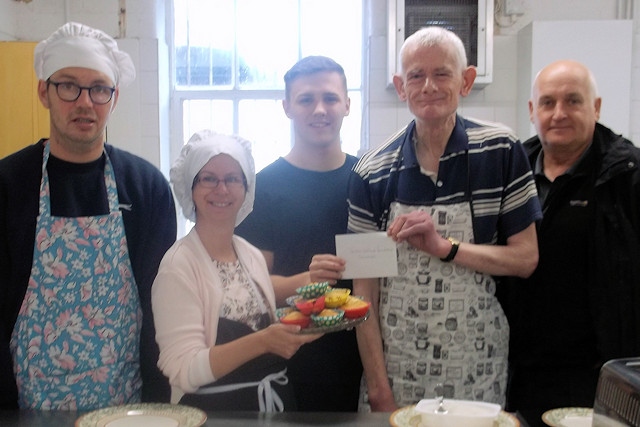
[
  {"left": 0, "top": 408, "right": 530, "bottom": 426},
  {"left": 0, "top": 409, "right": 393, "bottom": 427}
]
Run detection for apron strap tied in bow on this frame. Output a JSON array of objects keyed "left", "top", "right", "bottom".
[{"left": 195, "top": 368, "right": 288, "bottom": 412}]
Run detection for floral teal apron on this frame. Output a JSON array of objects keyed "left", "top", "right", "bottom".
[
  {"left": 381, "top": 200, "right": 508, "bottom": 407},
  {"left": 10, "top": 142, "right": 142, "bottom": 410}
]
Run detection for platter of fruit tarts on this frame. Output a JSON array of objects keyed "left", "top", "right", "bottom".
[{"left": 277, "top": 287, "right": 371, "bottom": 334}]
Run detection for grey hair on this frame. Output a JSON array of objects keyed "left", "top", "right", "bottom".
[{"left": 399, "top": 26, "right": 468, "bottom": 73}]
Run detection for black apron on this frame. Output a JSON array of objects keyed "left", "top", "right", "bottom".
[{"left": 179, "top": 317, "right": 295, "bottom": 412}]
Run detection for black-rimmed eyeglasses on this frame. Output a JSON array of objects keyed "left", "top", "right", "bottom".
[{"left": 47, "top": 80, "right": 116, "bottom": 105}]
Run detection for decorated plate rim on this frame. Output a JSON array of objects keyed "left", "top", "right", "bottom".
[
  {"left": 541, "top": 407, "right": 593, "bottom": 426},
  {"left": 74, "top": 403, "right": 207, "bottom": 427},
  {"left": 389, "top": 404, "right": 520, "bottom": 427}
]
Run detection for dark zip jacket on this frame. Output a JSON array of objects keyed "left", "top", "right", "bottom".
[{"left": 502, "top": 123, "right": 640, "bottom": 369}]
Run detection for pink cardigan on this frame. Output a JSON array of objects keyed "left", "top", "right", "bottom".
[{"left": 152, "top": 229, "right": 276, "bottom": 402}]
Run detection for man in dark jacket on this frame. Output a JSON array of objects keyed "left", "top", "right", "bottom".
[{"left": 501, "top": 59, "right": 640, "bottom": 427}]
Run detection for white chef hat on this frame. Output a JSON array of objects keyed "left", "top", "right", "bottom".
[
  {"left": 170, "top": 130, "right": 256, "bottom": 226},
  {"left": 34, "top": 22, "right": 135, "bottom": 87}
]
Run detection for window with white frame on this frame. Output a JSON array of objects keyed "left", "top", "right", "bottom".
[{"left": 171, "top": 0, "right": 364, "bottom": 173}]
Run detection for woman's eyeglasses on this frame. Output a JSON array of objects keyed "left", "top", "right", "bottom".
[{"left": 195, "top": 174, "right": 246, "bottom": 189}]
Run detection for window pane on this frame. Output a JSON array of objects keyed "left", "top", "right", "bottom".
[
  {"left": 238, "top": 100, "right": 291, "bottom": 172},
  {"left": 341, "top": 91, "right": 361, "bottom": 156},
  {"left": 236, "top": 0, "right": 298, "bottom": 89},
  {"left": 182, "top": 99, "right": 234, "bottom": 142},
  {"left": 174, "top": 0, "right": 363, "bottom": 166},
  {"left": 300, "top": 0, "right": 362, "bottom": 87},
  {"left": 175, "top": 0, "right": 362, "bottom": 89},
  {"left": 188, "top": 47, "right": 217, "bottom": 86},
  {"left": 175, "top": 0, "right": 235, "bottom": 87}
]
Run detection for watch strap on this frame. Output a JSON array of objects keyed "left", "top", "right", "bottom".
[{"left": 440, "top": 237, "right": 460, "bottom": 262}]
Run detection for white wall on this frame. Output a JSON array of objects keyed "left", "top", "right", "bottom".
[
  {"left": 1, "top": 0, "right": 638, "bottom": 167},
  {"left": 515, "top": 20, "right": 633, "bottom": 140}
]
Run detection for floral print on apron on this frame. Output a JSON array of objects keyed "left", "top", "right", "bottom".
[
  {"left": 10, "top": 142, "right": 142, "bottom": 410},
  {"left": 379, "top": 200, "right": 508, "bottom": 407}
]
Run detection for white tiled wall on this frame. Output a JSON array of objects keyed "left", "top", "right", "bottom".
[{"left": 0, "top": 0, "right": 168, "bottom": 171}]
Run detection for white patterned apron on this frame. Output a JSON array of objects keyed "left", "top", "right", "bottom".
[
  {"left": 10, "top": 142, "right": 142, "bottom": 410},
  {"left": 380, "top": 199, "right": 508, "bottom": 407}
]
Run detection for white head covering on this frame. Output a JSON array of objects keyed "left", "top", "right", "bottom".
[
  {"left": 170, "top": 130, "right": 256, "bottom": 226},
  {"left": 34, "top": 22, "right": 135, "bottom": 86}
]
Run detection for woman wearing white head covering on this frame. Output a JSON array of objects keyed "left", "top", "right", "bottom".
[{"left": 152, "top": 130, "right": 321, "bottom": 412}]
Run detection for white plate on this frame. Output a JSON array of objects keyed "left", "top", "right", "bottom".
[
  {"left": 541, "top": 407, "right": 593, "bottom": 427},
  {"left": 389, "top": 405, "right": 520, "bottom": 427},
  {"left": 75, "top": 403, "right": 207, "bottom": 427}
]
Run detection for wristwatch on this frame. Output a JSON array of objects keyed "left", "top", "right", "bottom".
[{"left": 440, "top": 237, "right": 460, "bottom": 262}]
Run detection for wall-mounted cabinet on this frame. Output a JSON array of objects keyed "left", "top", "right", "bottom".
[
  {"left": 387, "top": 0, "right": 494, "bottom": 89},
  {"left": 0, "top": 42, "right": 50, "bottom": 159}
]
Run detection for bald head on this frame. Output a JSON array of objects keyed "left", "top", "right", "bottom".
[
  {"left": 532, "top": 60, "right": 598, "bottom": 101},
  {"left": 529, "top": 60, "right": 601, "bottom": 155}
]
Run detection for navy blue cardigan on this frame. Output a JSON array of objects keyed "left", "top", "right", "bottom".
[{"left": 0, "top": 140, "right": 177, "bottom": 408}]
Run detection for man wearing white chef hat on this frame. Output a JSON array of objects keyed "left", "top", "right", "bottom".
[
  {"left": 0, "top": 22, "right": 176, "bottom": 411},
  {"left": 34, "top": 21, "right": 136, "bottom": 88}
]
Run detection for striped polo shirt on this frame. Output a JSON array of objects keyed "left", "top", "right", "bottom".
[{"left": 347, "top": 115, "right": 542, "bottom": 244}]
